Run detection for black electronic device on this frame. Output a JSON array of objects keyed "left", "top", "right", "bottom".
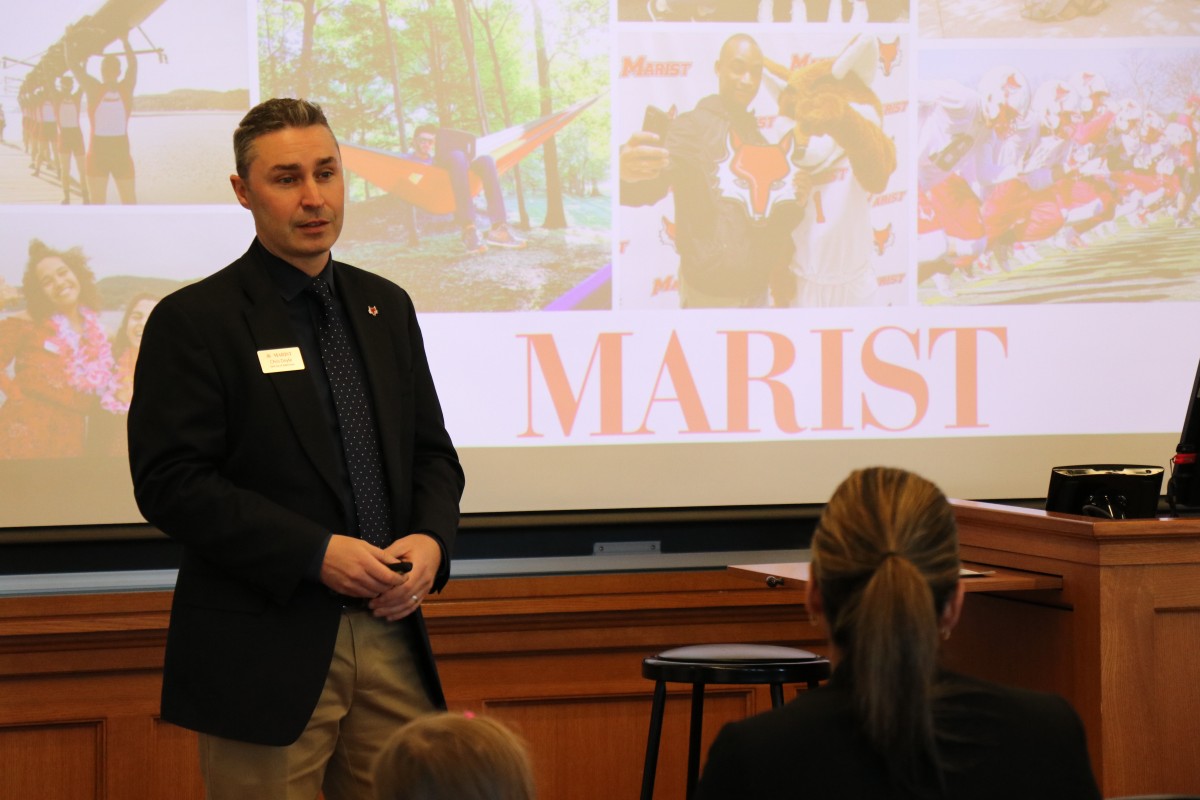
[
  {"left": 389, "top": 561, "right": 413, "bottom": 574},
  {"left": 642, "top": 105, "right": 672, "bottom": 140},
  {"left": 1168, "top": 355, "right": 1200, "bottom": 510},
  {"left": 1045, "top": 465, "right": 1163, "bottom": 520}
]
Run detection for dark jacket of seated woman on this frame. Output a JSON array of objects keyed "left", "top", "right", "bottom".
[
  {"left": 695, "top": 467, "right": 1101, "bottom": 800},
  {"left": 694, "top": 669, "right": 1100, "bottom": 799}
]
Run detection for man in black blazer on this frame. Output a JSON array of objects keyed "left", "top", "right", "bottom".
[{"left": 128, "top": 98, "right": 464, "bottom": 799}]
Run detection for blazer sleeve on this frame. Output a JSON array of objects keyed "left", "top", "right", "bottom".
[
  {"left": 128, "top": 293, "right": 330, "bottom": 606},
  {"left": 398, "top": 290, "right": 464, "bottom": 591}
]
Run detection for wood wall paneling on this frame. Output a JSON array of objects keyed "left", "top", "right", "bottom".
[
  {"left": 0, "top": 722, "right": 99, "bottom": 798},
  {"left": 6, "top": 502, "right": 1200, "bottom": 799},
  {"left": 0, "top": 571, "right": 820, "bottom": 800}
]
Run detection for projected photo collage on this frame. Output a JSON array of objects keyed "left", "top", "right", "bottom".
[
  {"left": 614, "top": 1, "right": 1200, "bottom": 309},
  {"left": 2, "top": 0, "right": 1200, "bottom": 468}
]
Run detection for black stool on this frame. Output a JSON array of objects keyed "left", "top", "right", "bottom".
[{"left": 640, "top": 643, "right": 831, "bottom": 800}]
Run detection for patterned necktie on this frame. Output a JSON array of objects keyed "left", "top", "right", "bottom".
[{"left": 307, "top": 277, "right": 392, "bottom": 547}]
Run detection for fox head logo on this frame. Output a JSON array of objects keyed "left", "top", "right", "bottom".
[
  {"left": 715, "top": 129, "right": 797, "bottom": 223},
  {"left": 873, "top": 223, "right": 894, "bottom": 255},
  {"left": 878, "top": 38, "right": 901, "bottom": 78}
]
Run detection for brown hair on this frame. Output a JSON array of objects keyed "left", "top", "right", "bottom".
[
  {"left": 811, "top": 467, "right": 960, "bottom": 791},
  {"left": 375, "top": 713, "right": 536, "bottom": 800},
  {"left": 22, "top": 239, "right": 102, "bottom": 321},
  {"left": 112, "top": 291, "right": 160, "bottom": 356},
  {"left": 232, "top": 98, "right": 332, "bottom": 180}
]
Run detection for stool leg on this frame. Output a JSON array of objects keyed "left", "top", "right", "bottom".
[
  {"left": 686, "top": 683, "right": 705, "bottom": 799},
  {"left": 640, "top": 680, "right": 667, "bottom": 800},
  {"left": 770, "top": 683, "right": 785, "bottom": 708}
]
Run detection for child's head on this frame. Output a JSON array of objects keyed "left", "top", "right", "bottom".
[{"left": 375, "top": 712, "right": 536, "bottom": 800}]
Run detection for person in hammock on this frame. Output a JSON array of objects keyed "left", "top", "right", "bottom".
[{"left": 404, "top": 124, "right": 526, "bottom": 254}]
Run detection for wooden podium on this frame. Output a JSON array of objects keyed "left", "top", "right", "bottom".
[{"left": 945, "top": 500, "right": 1200, "bottom": 797}]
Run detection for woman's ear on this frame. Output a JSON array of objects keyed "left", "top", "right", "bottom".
[
  {"left": 806, "top": 576, "right": 824, "bottom": 622},
  {"left": 940, "top": 581, "right": 966, "bottom": 635}
]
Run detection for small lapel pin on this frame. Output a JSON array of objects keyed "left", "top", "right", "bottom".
[{"left": 368, "top": 305, "right": 379, "bottom": 316}]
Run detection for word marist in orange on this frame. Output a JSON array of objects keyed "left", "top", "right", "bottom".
[
  {"left": 519, "top": 327, "right": 1009, "bottom": 438},
  {"left": 620, "top": 56, "right": 694, "bottom": 78}
]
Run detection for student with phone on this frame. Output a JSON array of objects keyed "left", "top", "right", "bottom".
[{"left": 618, "top": 33, "right": 801, "bottom": 308}]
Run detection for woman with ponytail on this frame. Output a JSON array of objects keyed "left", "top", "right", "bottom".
[{"left": 694, "top": 467, "right": 1100, "bottom": 799}]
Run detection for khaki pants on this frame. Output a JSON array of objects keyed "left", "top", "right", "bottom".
[{"left": 199, "top": 608, "right": 433, "bottom": 800}]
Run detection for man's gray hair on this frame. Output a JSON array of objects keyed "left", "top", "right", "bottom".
[{"left": 233, "top": 98, "right": 332, "bottom": 179}]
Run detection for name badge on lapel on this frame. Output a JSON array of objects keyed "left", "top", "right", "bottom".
[{"left": 258, "top": 347, "right": 305, "bottom": 374}]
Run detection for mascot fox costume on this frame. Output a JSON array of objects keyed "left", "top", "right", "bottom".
[{"left": 765, "top": 35, "right": 896, "bottom": 307}]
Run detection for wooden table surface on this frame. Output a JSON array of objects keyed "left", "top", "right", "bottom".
[{"left": 727, "top": 562, "right": 1065, "bottom": 592}]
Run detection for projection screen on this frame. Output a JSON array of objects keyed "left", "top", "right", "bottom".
[{"left": 2, "top": 0, "right": 1199, "bottom": 529}]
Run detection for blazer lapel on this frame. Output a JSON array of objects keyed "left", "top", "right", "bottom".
[{"left": 234, "top": 254, "right": 345, "bottom": 500}]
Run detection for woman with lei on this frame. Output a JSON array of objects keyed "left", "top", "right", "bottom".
[{"left": 0, "top": 239, "right": 118, "bottom": 459}]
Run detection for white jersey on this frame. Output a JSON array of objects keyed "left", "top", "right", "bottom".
[
  {"left": 788, "top": 102, "right": 880, "bottom": 308},
  {"left": 917, "top": 80, "right": 986, "bottom": 188},
  {"left": 970, "top": 119, "right": 1033, "bottom": 188},
  {"left": 1134, "top": 137, "right": 1167, "bottom": 172},
  {"left": 93, "top": 90, "right": 128, "bottom": 137},
  {"left": 1021, "top": 130, "right": 1071, "bottom": 191},
  {"left": 58, "top": 99, "right": 80, "bottom": 130}
]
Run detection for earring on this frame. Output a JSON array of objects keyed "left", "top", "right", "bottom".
[{"left": 941, "top": 627, "right": 951, "bottom": 641}]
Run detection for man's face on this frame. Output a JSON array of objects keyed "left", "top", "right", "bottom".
[
  {"left": 230, "top": 125, "right": 345, "bottom": 276},
  {"left": 414, "top": 131, "right": 436, "bottom": 158},
  {"left": 716, "top": 39, "right": 763, "bottom": 111}
]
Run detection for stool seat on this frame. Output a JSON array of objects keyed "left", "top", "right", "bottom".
[
  {"left": 640, "top": 644, "right": 831, "bottom": 800},
  {"left": 645, "top": 644, "right": 828, "bottom": 686}
]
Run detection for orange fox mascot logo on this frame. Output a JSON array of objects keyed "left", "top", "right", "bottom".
[
  {"left": 715, "top": 130, "right": 799, "bottom": 223},
  {"left": 873, "top": 223, "right": 894, "bottom": 255},
  {"left": 878, "top": 38, "right": 901, "bottom": 78}
]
